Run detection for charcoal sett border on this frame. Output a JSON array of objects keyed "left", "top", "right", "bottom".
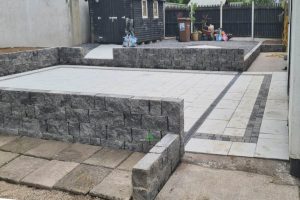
[{"left": 193, "top": 74, "right": 272, "bottom": 143}]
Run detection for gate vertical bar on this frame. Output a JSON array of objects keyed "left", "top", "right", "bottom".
[
  {"left": 251, "top": 0, "right": 254, "bottom": 39},
  {"left": 220, "top": 3, "right": 223, "bottom": 29}
]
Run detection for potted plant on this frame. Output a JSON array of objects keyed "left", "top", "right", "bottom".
[{"left": 190, "top": 3, "right": 198, "bottom": 41}]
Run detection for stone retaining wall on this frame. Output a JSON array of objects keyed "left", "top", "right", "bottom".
[
  {"left": 0, "top": 89, "right": 184, "bottom": 153},
  {"left": 113, "top": 48, "right": 245, "bottom": 71},
  {"left": 260, "top": 44, "right": 285, "bottom": 52},
  {"left": 132, "top": 133, "right": 181, "bottom": 200},
  {"left": 0, "top": 48, "right": 59, "bottom": 77}
]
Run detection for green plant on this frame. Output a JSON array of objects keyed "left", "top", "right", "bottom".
[
  {"left": 189, "top": 3, "right": 197, "bottom": 32},
  {"left": 200, "top": 15, "right": 210, "bottom": 30},
  {"left": 145, "top": 131, "right": 155, "bottom": 142}
]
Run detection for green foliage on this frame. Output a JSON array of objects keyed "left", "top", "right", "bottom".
[{"left": 166, "top": 0, "right": 190, "bottom": 4}]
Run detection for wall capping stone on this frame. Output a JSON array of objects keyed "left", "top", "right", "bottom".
[{"left": 132, "top": 133, "right": 181, "bottom": 200}]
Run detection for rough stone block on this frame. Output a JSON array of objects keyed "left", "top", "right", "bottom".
[
  {"left": 89, "top": 110, "right": 124, "bottom": 126},
  {"left": 124, "top": 113, "right": 142, "bottom": 128},
  {"left": 47, "top": 120, "right": 68, "bottom": 135},
  {"left": 131, "top": 98, "right": 150, "bottom": 114},
  {"left": 66, "top": 108, "right": 89, "bottom": 123},
  {"left": 105, "top": 94, "right": 132, "bottom": 113},
  {"left": 142, "top": 115, "right": 168, "bottom": 131},
  {"left": 68, "top": 122, "right": 80, "bottom": 136},
  {"left": 94, "top": 94, "right": 106, "bottom": 110},
  {"left": 35, "top": 104, "right": 65, "bottom": 120},
  {"left": 70, "top": 94, "right": 95, "bottom": 109}
]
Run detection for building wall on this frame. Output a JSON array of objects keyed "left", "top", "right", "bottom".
[
  {"left": 133, "top": 0, "right": 165, "bottom": 43},
  {"left": 0, "top": 0, "right": 90, "bottom": 47},
  {"left": 289, "top": 0, "right": 300, "bottom": 160}
]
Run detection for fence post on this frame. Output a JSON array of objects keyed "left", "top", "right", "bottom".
[
  {"left": 251, "top": 0, "right": 255, "bottom": 39},
  {"left": 220, "top": 3, "right": 223, "bottom": 29}
]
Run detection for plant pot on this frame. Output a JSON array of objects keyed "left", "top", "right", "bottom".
[{"left": 191, "top": 32, "right": 199, "bottom": 41}]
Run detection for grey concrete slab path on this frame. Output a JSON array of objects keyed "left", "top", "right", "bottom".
[
  {"left": 52, "top": 143, "right": 101, "bottom": 163},
  {"left": 248, "top": 52, "right": 287, "bottom": 72},
  {"left": 0, "top": 137, "right": 46, "bottom": 154},
  {"left": 84, "top": 148, "right": 132, "bottom": 168},
  {"left": 156, "top": 163, "right": 299, "bottom": 200},
  {"left": 0, "top": 156, "right": 48, "bottom": 183},
  {"left": 90, "top": 169, "right": 132, "bottom": 200},
  {"left": 0, "top": 180, "right": 102, "bottom": 200},
  {"left": 0, "top": 151, "right": 19, "bottom": 167},
  {"left": 21, "top": 160, "right": 79, "bottom": 189},
  {"left": 0, "top": 135, "right": 145, "bottom": 200},
  {"left": 24, "top": 140, "right": 70, "bottom": 159},
  {"left": 54, "top": 164, "right": 111, "bottom": 195}
]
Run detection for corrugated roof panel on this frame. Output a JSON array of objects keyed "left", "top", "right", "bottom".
[{"left": 188, "top": 0, "right": 226, "bottom": 6}]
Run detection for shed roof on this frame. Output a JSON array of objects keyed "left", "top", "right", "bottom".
[{"left": 188, "top": 0, "right": 226, "bottom": 6}]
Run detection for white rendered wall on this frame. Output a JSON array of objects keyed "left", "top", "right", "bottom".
[
  {"left": 289, "top": 0, "right": 300, "bottom": 160},
  {"left": 0, "top": 0, "right": 90, "bottom": 47}
]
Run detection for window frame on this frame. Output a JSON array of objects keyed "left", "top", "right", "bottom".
[
  {"left": 142, "top": 0, "right": 148, "bottom": 19},
  {"left": 153, "top": 0, "right": 159, "bottom": 19}
]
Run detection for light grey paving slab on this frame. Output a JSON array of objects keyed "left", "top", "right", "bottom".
[
  {"left": 84, "top": 148, "right": 132, "bottom": 169},
  {"left": 54, "top": 164, "right": 112, "bottom": 195},
  {"left": 0, "top": 156, "right": 48, "bottom": 183},
  {"left": 197, "top": 119, "right": 229, "bottom": 135},
  {"left": 260, "top": 119, "right": 288, "bottom": 135},
  {"left": 0, "top": 135, "right": 19, "bottom": 147},
  {"left": 259, "top": 133, "right": 288, "bottom": 140},
  {"left": 184, "top": 117, "right": 198, "bottom": 132},
  {"left": 156, "top": 163, "right": 299, "bottom": 200},
  {"left": 265, "top": 99, "right": 288, "bottom": 111},
  {"left": 90, "top": 169, "right": 132, "bottom": 200},
  {"left": 185, "top": 138, "right": 232, "bottom": 155},
  {"left": 263, "top": 109, "right": 288, "bottom": 121},
  {"left": 53, "top": 143, "right": 101, "bottom": 163},
  {"left": 0, "top": 151, "right": 19, "bottom": 167},
  {"left": 24, "top": 140, "right": 70, "bottom": 159},
  {"left": 21, "top": 160, "right": 79, "bottom": 189},
  {"left": 222, "top": 92, "right": 244, "bottom": 101},
  {"left": 216, "top": 100, "right": 240, "bottom": 109},
  {"left": 223, "top": 128, "right": 246, "bottom": 137},
  {"left": 208, "top": 108, "right": 235, "bottom": 121},
  {"left": 228, "top": 142, "right": 256, "bottom": 157},
  {"left": 117, "top": 152, "right": 145, "bottom": 171},
  {"left": 255, "top": 138, "right": 289, "bottom": 160},
  {"left": 227, "top": 117, "right": 250, "bottom": 129},
  {"left": 0, "top": 137, "right": 46, "bottom": 154}
]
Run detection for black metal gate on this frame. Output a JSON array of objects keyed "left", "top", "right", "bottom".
[{"left": 90, "top": 0, "right": 127, "bottom": 44}]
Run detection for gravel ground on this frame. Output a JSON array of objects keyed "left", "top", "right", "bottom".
[{"left": 0, "top": 181, "right": 103, "bottom": 200}]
